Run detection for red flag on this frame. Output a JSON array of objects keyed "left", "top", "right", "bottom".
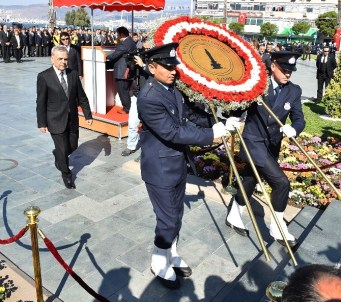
[{"left": 238, "top": 13, "right": 246, "bottom": 24}]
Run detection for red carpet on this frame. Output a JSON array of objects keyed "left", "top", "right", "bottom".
[{"left": 79, "top": 105, "right": 128, "bottom": 122}]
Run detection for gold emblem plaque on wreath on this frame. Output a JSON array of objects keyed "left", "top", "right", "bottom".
[{"left": 178, "top": 35, "right": 245, "bottom": 82}]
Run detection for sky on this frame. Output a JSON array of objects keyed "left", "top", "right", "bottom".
[{"left": 1, "top": 0, "right": 46, "bottom": 5}]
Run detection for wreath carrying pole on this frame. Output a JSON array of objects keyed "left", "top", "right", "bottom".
[
  {"left": 259, "top": 100, "right": 341, "bottom": 200},
  {"left": 210, "top": 104, "right": 270, "bottom": 262},
  {"left": 235, "top": 127, "right": 298, "bottom": 266}
]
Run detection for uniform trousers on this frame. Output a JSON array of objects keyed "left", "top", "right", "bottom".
[
  {"left": 51, "top": 125, "right": 79, "bottom": 176},
  {"left": 145, "top": 176, "right": 186, "bottom": 249},
  {"left": 235, "top": 152, "right": 290, "bottom": 212}
]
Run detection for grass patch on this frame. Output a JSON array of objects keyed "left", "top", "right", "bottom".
[{"left": 301, "top": 100, "right": 341, "bottom": 140}]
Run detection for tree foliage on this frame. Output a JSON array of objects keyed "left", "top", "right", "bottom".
[
  {"left": 291, "top": 21, "right": 310, "bottom": 35},
  {"left": 260, "top": 22, "right": 278, "bottom": 39},
  {"left": 315, "top": 11, "right": 337, "bottom": 38},
  {"left": 65, "top": 8, "right": 90, "bottom": 27},
  {"left": 228, "top": 22, "right": 245, "bottom": 35}
]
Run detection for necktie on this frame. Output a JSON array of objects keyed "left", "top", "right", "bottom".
[
  {"left": 323, "top": 55, "right": 327, "bottom": 63},
  {"left": 273, "top": 85, "right": 281, "bottom": 104},
  {"left": 168, "top": 86, "right": 175, "bottom": 94},
  {"left": 60, "top": 72, "right": 68, "bottom": 97}
]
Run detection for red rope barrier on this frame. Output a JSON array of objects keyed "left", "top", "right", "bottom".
[
  {"left": 281, "top": 161, "right": 341, "bottom": 172},
  {"left": 0, "top": 226, "right": 28, "bottom": 245},
  {"left": 43, "top": 237, "right": 109, "bottom": 302}
]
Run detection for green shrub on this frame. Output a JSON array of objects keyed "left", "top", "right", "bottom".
[{"left": 323, "top": 52, "right": 341, "bottom": 118}]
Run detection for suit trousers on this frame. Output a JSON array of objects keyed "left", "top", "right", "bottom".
[
  {"left": 2, "top": 45, "right": 10, "bottom": 62},
  {"left": 235, "top": 152, "right": 290, "bottom": 212},
  {"left": 145, "top": 176, "right": 186, "bottom": 249},
  {"left": 51, "top": 126, "right": 79, "bottom": 176},
  {"left": 115, "top": 79, "right": 132, "bottom": 113},
  {"left": 317, "top": 75, "right": 331, "bottom": 102}
]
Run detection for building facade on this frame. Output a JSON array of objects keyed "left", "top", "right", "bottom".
[{"left": 195, "top": 0, "right": 338, "bottom": 41}]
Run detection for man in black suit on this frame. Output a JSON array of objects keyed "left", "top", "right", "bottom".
[
  {"left": 0, "top": 25, "right": 12, "bottom": 63},
  {"left": 137, "top": 43, "right": 237, "bottom": 288},
  {"left": 60, "top": 31, "right": 83, "bottom": 79},
  {"left": 259, "top": 44, "right": 272, "bottom": 75},
  {"left": 316, "top": 45, "right": 336, "bottom": 103},
  {"left": 107, "top": 26, "right": 137, "bottom": 114},
  {"left": 36, "top": 45, "right": 93, "bottom": 189},
  {"left": 226, "top": 52, "right": 306, "bottom": 247}
]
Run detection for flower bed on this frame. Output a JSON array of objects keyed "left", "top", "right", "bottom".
[{"left": 190, "top": 133, "right": 341, "bottom": 209}]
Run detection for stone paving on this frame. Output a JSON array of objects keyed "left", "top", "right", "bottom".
[{"left": 0, "top": 56, "right": 320, "bottom": 301}]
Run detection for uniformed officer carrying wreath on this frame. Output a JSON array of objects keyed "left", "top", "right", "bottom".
[
  {"left": 137, "top": 43, "right": 240, "bottom": 288},
  {"left": 226, "top": 51, "right": 306, "bottom": 247}
]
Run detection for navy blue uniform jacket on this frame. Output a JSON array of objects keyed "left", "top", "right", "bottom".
[
  {"left": 240, "top": 80, "right": 305, "bottom": 167},
  {"left": 137, "top": 77, "right": 214, "bottom": 187}
]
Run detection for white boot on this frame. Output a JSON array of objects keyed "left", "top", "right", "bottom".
[
  {"left": 151, "top": 245, "right": 179, "bottom": 288},
  {"left": 226, "top": 198, "right": 249, "bottom": 236},
  {"left": 169, "top": 237, "right": 192, "bottom": 277},
  {"left": 270, "top": 212, "right": 297, "bottom": 247}
]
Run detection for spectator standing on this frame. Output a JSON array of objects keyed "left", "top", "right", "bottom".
[
  {"left": 0, "top": 25, "right": 12, "bottom": 63},
  {"left": 10, "top": 28, "right": 23, "bottom": 63},
  {"left": 35, "top": 29, "right": 43, "bottom": 57},
  {"left": 60, "top": 31, "right": 83, "bottom": 79},
  {"left": 259, "top": 44, "right": 272, "bottom": 75},
  {"left": 316, "top": 46, "right": 337, "bottom": 102}
]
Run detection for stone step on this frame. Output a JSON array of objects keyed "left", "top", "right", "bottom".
[
  {"left": 259, "top": 199, "right": 341, "bottom": 301},
  {"left": 210, "top": 205, "right": 323, "bottom": 302}
]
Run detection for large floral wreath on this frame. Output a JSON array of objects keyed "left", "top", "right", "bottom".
[{"left": 154, "top": 16, "right": 268, "bottom": 112}]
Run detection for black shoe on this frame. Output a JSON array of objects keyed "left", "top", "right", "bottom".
[
  {"left": 225, "top": 220, "right": 249, "bottom": 237},
  {"left": 173, "top": 266, "right": 192, "bottom": 277},
  {"left": 121, "top": 148, "right": 136, "bottom": 156},
  {"left": 151, "top": 268, "right": 180, "bottom": 289},
  {"left": 62, "top": 174, "right": 76, "bottom": 189},
  {"left": 273, "top": 237, "right": 298, "bottom": 247}
]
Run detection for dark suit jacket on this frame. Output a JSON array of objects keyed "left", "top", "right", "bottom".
[
  {"left": 137, "top": 77, "right": 214, "bottom": 187},
  {"left": 36, "top": 67, "right": 92, "bottom": 134},
  {"left": 316, "top": 54, "right": 336, "bottom": 79},
  {"left": 240, "top": 79, "right": 305, "bottom": 167},
  {"left": 10, "top": 34, "right": 24, "bottom": 49},
  {"left": 107, "top": 36, "right": 136, "bottom": 79},
  {"left": 0, "top": 30, "right": 12, "bottom": 46},
  {"left": 260, "top": 52, "right": 272, "bottom": 74},
  {"left": 67, "top": 45, "right": 83, "bottom": 77}
]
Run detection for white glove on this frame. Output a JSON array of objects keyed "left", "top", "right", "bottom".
[
  {"left": 212, "top": 122, "right": 226, "bottom": 138},
  {"left": 280, "top": 124, "right": 296, "bottom": 138},
  {"left": 225, "top": 117, "right": 241, "bottom": 131}
]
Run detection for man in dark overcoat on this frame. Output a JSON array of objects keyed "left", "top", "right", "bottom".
[
  {"left": 107, "top": 26, "right": 137, "bottom": 114},
  {"left": 226, "top": 51, "right": 306, "bottom": 247},
  {"left": 36, "top": 45, "right": 92, "bottom": 189},
  {"left": 137, "top": 42, "right": 238, "bottom": 288},
  {"left": 316, "top": 45, "right": 336, "bottom": 102}
]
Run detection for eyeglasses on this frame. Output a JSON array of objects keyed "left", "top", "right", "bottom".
[
  {"left": 323, "top": 50, "right": 329, "bottom": 52},
  {"left": 61, "top": 38, "right": 69, "bottom": 41}
]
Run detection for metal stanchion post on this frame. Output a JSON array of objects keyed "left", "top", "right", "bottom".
[{"left": 24, "top": 206, "right": 44, "bottom": 302}]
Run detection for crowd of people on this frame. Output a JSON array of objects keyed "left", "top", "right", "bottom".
[{"left": 0, "top": 24, "right": 150, "bottom": 63}]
